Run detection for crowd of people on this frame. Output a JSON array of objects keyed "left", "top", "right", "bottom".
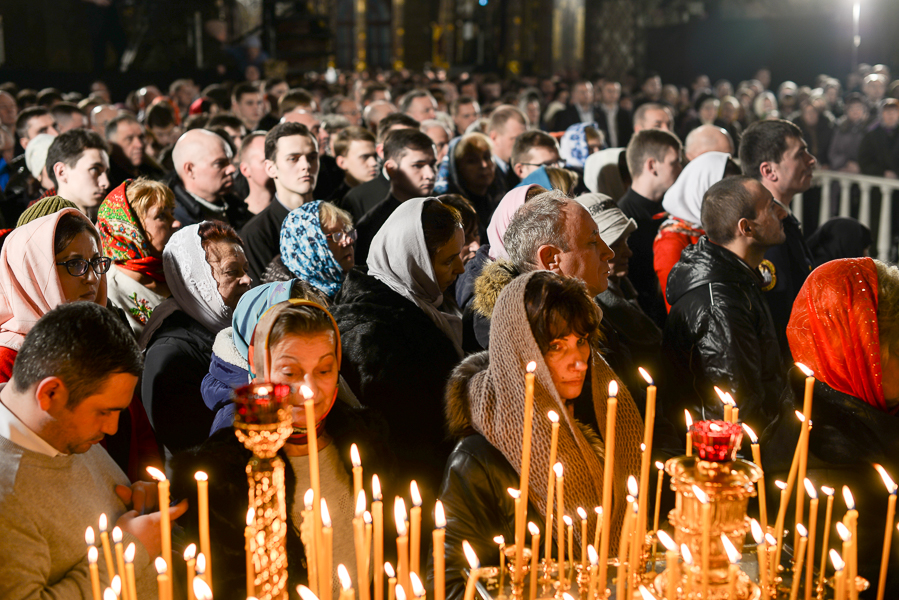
[{"left": 0, "top": 60, "right": 898, "bottom": 599}]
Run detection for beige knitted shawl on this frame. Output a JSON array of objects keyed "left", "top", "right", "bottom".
[{"left": 466, "top": 271, "right": 644, "bottom": 555}]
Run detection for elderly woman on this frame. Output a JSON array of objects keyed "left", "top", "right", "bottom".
[
  {"left": 435, "top": 271, "right": 643, "bottom": 600},
  {"left": 141, "top": 220, "right": 252, "bottom": 457},
  {"left": 98, "top": 177, "right": 180, "bottom": 333},
  {"left": 446, "top": 132, "right": 503, "bottom": 235}
]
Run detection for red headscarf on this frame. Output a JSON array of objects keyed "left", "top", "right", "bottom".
[
  {"left": 97, "top": 180, "right": 166, "bottom": 283},
  {"left": 787, "top": 257, "right": 885, "bottom": 411}
]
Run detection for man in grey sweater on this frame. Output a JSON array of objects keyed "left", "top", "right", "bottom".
[{"left": 0, "top": 302, "right": 187, "bottom": 599}]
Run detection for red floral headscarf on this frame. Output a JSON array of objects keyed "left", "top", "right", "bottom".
[
  {"left": 787, "top": 257, "right": 885, "bottom": 411},
  {"left": 97, "top": 180, "right": 166, "bottom": 283}
]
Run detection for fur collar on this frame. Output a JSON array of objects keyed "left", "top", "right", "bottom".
[
  {"left": 472, "top": 259, "right": 521, "bottom": 318},
  {"left": 212, "top": 327, "right": 248, "bottom": 369}
]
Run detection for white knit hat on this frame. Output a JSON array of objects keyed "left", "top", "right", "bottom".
[{"left": 25, "top": 133, "right": 57, "bottom": 180}]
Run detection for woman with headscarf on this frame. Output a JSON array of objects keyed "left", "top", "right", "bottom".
[
  {"left": 98, "top": 177, "right": 180, "bottom": 334},
  {"left": 171, "top": 299, "right": 392, "bottom": 600},
  {"left": 654, "top": 151, "right": 740, "bottom": 310},
  {"left": 560, "top": 122, "right": 602, "bottom": 173},
  {"left": 141, "top": 221, "right": 252, "bottom": 457},
  {"left": 434, "top": 271, "right": 643, "bottom": 600},
  {"left": 334, "top": 197, "right": 466, "bottom": 507},
  {"left": 445, "top": 133, "right": 504, "bottom": 236}
]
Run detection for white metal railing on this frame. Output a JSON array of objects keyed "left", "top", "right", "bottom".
[{"left": 793, "top": 171, "right": 899, "bottom": 261}]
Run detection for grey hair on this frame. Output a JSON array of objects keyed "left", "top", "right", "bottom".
[{"left": 504, "top": 189, "right": 571, "bottom": 271}]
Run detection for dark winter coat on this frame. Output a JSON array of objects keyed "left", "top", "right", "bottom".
[
  {"left": 662, "top": 237, "right": 785, "bottom": 434},
  {"left": 200, "top": 327, "right": 251, "bottom": 436},
  {"left": 168, "top": 175, "right": 251, "bottom": 230}
]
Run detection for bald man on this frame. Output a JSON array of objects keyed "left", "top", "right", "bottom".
[
  {"left": 684, "top": 124, "right": 734, "bottom": 162},
  {"left": 169, "top": 129, "right": 249, "bottom": 228},
  {"left": 363, "top": 100, "right": 397, "bottom": 135},
  {"left": 90, "top": 105, "right": 118, "bottom": 139}
]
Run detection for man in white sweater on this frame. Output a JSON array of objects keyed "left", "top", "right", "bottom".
[{"left": 0, "top": 302, "right": 187, "bottom": 599}]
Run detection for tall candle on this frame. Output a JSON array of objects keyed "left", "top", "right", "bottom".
[
  {"left": 842, "top": 487, "right": 858, "bottom": 600},
  {"left": 433, "top": 501, "right": 446, "bottom": 600},
  {"left": 597, "top": 381, "right": 618, "bottom": 595},
  {"left": 615, "top": 501, "right": 635, "bottom": 600},
  {"left": 751, "top": 520, "right": 768, "bottom": 600},
  {"left": 365, "top": 511, "right": 373, "bottom": 584},
  {"left": 836, "top": 523, "right": 852, "bottom": 600},
  {"left": 775, "top": 413, "right": 806, "bottom": 573},
  {"left": 351, "top": 444, "right": 363, "bottom": 506},
  {"left": 818, "top": 487, "right": 836, "bottom": 593},
  {"left": 831, "top": 550, "right": 846, "bottom": 600},
  {"left": 184, "top": 544, "right": 196, "bottom": 600},
  {"left": 395, "top": 497, "right": 410, "bottom": 595},
  {"left": 543, "top": 410, "right": 560, "bottom": 566},
  {"left": 789, "top": 524, "right": 808, "bottom": 600},
  {"left": 627, "top": 478, "right": 641, "bottom": 600},
  {"left": 743, "top": 424, "right": 768, "bottom": 535},
  {"left": 656, "top": 530, "right": 678, "bottom": 600},
  {"left": 155, "top": 557, "right": 169, "bottom": 600},
  {"left": 528, "top": 522, "right": 540, "bottom": 600},
  {"left": 586, "top": 545, "right": 599, "bottom": 600},
  {"left": 577, "top": 507, "right": 588, "bottom": 568},
  {"left": 305, "top": 490, "right": 320, "bottom": 597},
  {"left": 652, "top": 461, "right": 665, "bottom": 564},
  {"left": 372, "top": 476, "right": 384, "bottom": 600},
  {"left": 637, "top": 368, "right": 657, "bottom": 551},
  {"left": 124, "top": 543, "right": 138, "bottom": 600},
  {"left": 409, "top": 482, "right": 422, "bottom": 578},
  {"left": 553, "top": 463, "right": 565, "bottom": 579},
  {"left": 794, "top": 364, "right": 815, "bottom": 561},
  {"left": 194, "top": 471, "right": 212, "bottom": 591},
  {"left": 684, "top": 410, "right": 693, "bottom": 457},
  {"left": 803, "top": 480, "right": 818, "bottom": 600},
  {"left": 303, "top": 385, "right": 325, "bottom": 598},
  {"left": 112, "top": 527, "right": 128, "bottom": 600},
  {"left": 354, "top": 491, "right": 370, "bottom": 600},
  {"left": 722, "top": 534, "right": 740, "bottom": 600},
  {"left": 494, "top": 535, "right": 506, "bottom": 593},
  {"left": 385, "top": 563, "right": 397, "bottom": 600},
  {"left": 563, "top": 516, "right": 573, "bottom": 584},
  {"left": 339, "top": 564, "right": 356, "bottom": 600},
  {"left": 323, "top": 500, "right": 335, "bottom": 600},
  {"left": 410, "top": 573, "right": 426, "bottom": 600},
  {"left": 98, "top": 514, "right": 116, "bottom": 583},
  {"left": 245, "top": 508, "right": 255, "bottom": 599},
  {"left": 146, "top": 466, "right": 173, "bottom": 600},
  {"left": 874, "top": 464, "right": 897, "bottom": 600},
  {"left": 593, "top": 507, "right": 602, "bottom": 554},
  {"left": 193, "top": 575, "right": 213, "bottom": 600},
  {"left": 461, "top": 542, "right": 481, "bottom": 600},
  {"left": 88, "top": 546, "right": 102, "bottom": 600},
  {"left": 692, "top": 485, "right": 711, "bottom": 600},
  {"left": 516, "top": 361, "right": 537, "bottom": 582},
  {"left": 110, "top": 575, "right": 121, "bottom": 599}
]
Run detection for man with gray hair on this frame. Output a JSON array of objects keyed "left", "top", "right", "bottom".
[{"left": 399, "top": 89, "right": 438, "bottom": 123}]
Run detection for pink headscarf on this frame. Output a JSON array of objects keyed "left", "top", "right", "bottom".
[
  {"left": 487, "top": 184, "right": 539, "bottom": 260},
  {"left": 0, "top": 208, "right": 107, "bottom": 351}
]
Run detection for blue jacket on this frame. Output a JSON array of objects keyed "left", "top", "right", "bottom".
[{"left": 201, "top": 327, "right": 251, "bottom": 436}]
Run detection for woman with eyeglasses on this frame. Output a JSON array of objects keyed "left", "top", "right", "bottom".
[{"left": 262, "top": 201, "right": 356, "bottom": 297}]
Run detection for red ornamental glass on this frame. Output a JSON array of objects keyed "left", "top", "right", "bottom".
[{"left": 689, "top": 420, "right": 742, "bottom": 462}]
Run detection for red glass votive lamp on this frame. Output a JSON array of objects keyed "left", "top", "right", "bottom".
[{"left": 690, "top": 420, "right": 742, "bottom": 462}]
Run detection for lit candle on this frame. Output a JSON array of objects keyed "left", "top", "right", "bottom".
[
  {"left": 112, "top": 527, "right": 128, "bottom": 600},
  {"left": 494, "top": 535, "right": 506, "bottom": 592},
  {"left": 803, "top": 480, "right": 818, "bottom": 600},
  {"left": 351, "top": 444, "right": 363, "bottom": 507},
  {"left": 305, "top": 489, "right": 321, "bottom": 597},
  {"left": 104, "top": 587, "right": 116, "bottom": 600},
  {"left": 365, "top": 511, "right": 373, "bottom": 584},
  {"left": 789, "top": 524, "right": 808, "bottom": 600},
  {"left": 303, "top": 384, "right": 325, "bottom": 597},
  {"left": 88, "top": 545, "right": 102, "bottom": 600},
  {"left": 553, "top": 462, "right": 565, "bottom": 579},
  {"left": 543, "top": 410, "right": 560, "bottom": 566},
  {"left": 146, "top": 466, "right": 172, "bottom": 600},
  {"left": 98, "top": 514, "right": 116, "bottom": 583},
  {"left": 593, "top": 506, "right": 603, "bottom": 555},
  {"left": 837, "top": 523, "right": 852, "bottom": 600},
  {"left": 155, "top": 557, "right": 169, "bottom": 600},
  {"left": 354, "top": 491, "right": 370, "bottom": 600},
  {"left": 626, "top": 477, "right": 641, "bottom": 597},
  {"left": 577, "top": 507, "right": 588, "bottom": 568},
  {"left": 193, "top": 575, "right": 213, "bottom": 600},
  {"left": 874, "top": 464, "right": 897, "bottom": 600},
  {"left": 194, "top": 471, "right": 211, "bottom": 589},
  {"left": 692, "top": 485, "right": 711, "bottom": 600},
  {"left": 656, "top": 530, "right": 678, "bottom": 600},
  {"left": 111, "top": 575, "right": 121, "bottom": 598},
  {"left": 715, "top": 386, "right": 732, "bottom": 423},
  {"left": 395, "top": 584, "right": 406, "bottom": 600},
  {"left": 652, "top": 461, "right": 665, "bottom": 564},
  {"left": 528, "top": 522, "right": 540, "bottom": 600},
  {"left": 395, "top": 497, "right": 410, "bottom": 595},
  {"left": 616, "top": 498, "right": 635, "bottom": 600},
  {"left": 775, "top": 413, "right": 807, "bottom": 575},
  {"left": 184, "top": 544, "right": 197, "bottom": 600},
  {"left": 842, "top": 486, "right": 858, "bottom": 600},
  {"left": 751, "top": 519, "right": 768, "bottom": 600},
  {"left": 323, "top": 499, "right": 334, "bottom": 600},
  {"left": 638, "top": 584, "right": 656, "bottom": 600},
  {"left": 372, "top": 476, "right": 384, "bottom": 600},
  {"left": 124, "top": 543, "right": 137, "bottom": 600},
  {"left": 516, "top": 361, "right": 537, "bottom": 583},
  {"left": 299, "top": 584, "right": 321, "bottom": 600},
  {"left": 246, "top": 507, "right": 255, "bottom": 599},
  {"left": 461, "top": 541, "right": 481, "bottom": 600},
  {"left": 729, "top": 393, "right": 739, "bottom": 423},
  {"left": 385, "top": 563, "right": 397, "bottom": 600},
  {"left": 586, "top": 544, "right": 598, "bottom": 600},
  {"left": 681, "top": 544, "right": 694, "bottom": 599},
  {"left": 818, "top": 486, "right": 836, "bottom": 593},
  {"left": 597, "top": 381, "right": 618, "bottom": 595},
  {"left": 563, "top": 516, "right": 573, "bottom": 583},
  {"left": 433, "top": 501, "right": 446, "bottom": 600},
  {"left": 195, "top": 552, "right": 206, "bottom": 585},
  {"left": 637, "top": 368, "right": 657, "bottom": 553},
  {"left": 410, "top": 572, "right": 426, "bottom": 600},
  {"left": 722, "top": 534, "right": 741, "bottom": 600},
  {"left": 742, "top": 424, "right": 768, "bottom": 536},
  {"left": 795, "top": 364, "right": 815, "bottom": 558},
  {"left": 831, "top": 550, "right": 846, "bottom": 600},
  {"left": 339, "top": 564, "right": 355, "bottom": 600},
  {"left": 684, "top": 410, "right": 693, "bottom": 457},
  {"left": 409, "top": 482, "right": 422, "bottom": 578}
]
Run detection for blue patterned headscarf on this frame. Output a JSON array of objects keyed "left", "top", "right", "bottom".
[
  {"left": 280, "top": 201, "right": 345, "bottom": 298},
  {"left": 231, "top": 279, "right": 295, "bottom": 361},
  {"left": 560, "top": 122, "right": 600, "bottom": 169}
]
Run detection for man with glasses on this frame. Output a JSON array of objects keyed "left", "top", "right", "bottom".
[{"left": 511, "top": 130, "right": 562, "bottom": 180}]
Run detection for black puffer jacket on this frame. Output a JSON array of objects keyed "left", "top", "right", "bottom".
[{"left": 661, "top": 237, "right": 785, "bottom": 434}]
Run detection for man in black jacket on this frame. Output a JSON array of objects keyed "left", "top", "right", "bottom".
[{"left": 662, "top": 176, "right": 787, "bottom": 434}]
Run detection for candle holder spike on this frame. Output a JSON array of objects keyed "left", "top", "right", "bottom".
[{"left": 503, "top": 546, "right": 531, "bottom": 600}]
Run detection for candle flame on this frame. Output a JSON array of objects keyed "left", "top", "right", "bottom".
[
  {"left": 595, "top": 506, "right": 603, "bottom": 517},
  {"left": 196, "top": 552, "right": 206, "bottom": 574},
  {"left": 721, "top": 534, "right": 740, "bottom": 563},
  {"left": 796, "top": 523, "right": 808, "bottom": 538},
  {"left": 804, "top": 478, "right": 817, "bottom": 499},
  {"left": 194, "top": 471, "right": 208, "bottom": 482},
  {"left": 193, "top": 576, "right": 213, "bottom": 600},
  {"left": 822, "top": 486, "right": 835, "bottom": 496},
  {"left": 104, "top": 588, "right": 117, "bottom": 600},
  {"left": 494, "top": 535, "right": 505, "bottom": 545},
  {"left": 527, "top": 361, "right": 537, "bottom": 373},
  {"left": 656, "top": 530, "right": 676, "bottom": 552},
  {"left": 640, "top": 443, "right": 646, "bottom": 452},
  {"left": 365, "top": 511, "right": 372, "bottom": 524},
  {"left": 765, "top": 533, "right": 777, "bottom": 546},
  {"left": 563, "top": 515, "right": 573, "bottom": 527},
  {"left": 435, "top": 500, "right": 446, "bottom": 528},
  {"left": 842, "top": 485, "right": 855, "bottom": 510},
  {"left": 874, "top": 464, "right": 898, "bottom": 494},
  {"left": 638, "top": 367, "right": 653, "bottom": 385},
  {"left": 627, "top": 475, "right": 638, "bottom": 497},
  {"left": 247, "top": 507, "right": 254, "bottom": 526},
  {"left": 741, "top": 423, "right": 758, "bottom": 444},
  {"left": 775, "top": 480, "right": 788, "bottom": 490},
  {"left": 795, "top": 410, "right": 806, "bottom": 422},
  {"left": 725, "top": 392, "right": 736, "bottom": 406},
  {"left": 529, "top": 522, "right": 539, "bottom": 536},
  {"left": 626, "top": 495, "right": 635, "bottom": 504},
  {"left": 351, "top": 443, "right": 361, "bottom": 468},
  {"left": 829, "top": 549, "right": 845, "bottom": 572},
  {"left": 410, "top": 572, "right": 426, "bottom": 597},
  {"left": 548, "top": 410, "right": 559, "bottom": 423},
  {"left": 462, "top": 540, "right": 480, "bottom": 569},
  {"left": 691, "top": 484, "right": 709, "bottom": 504},
  {"left": 321, "top": 499, "right": 332, "bottom": 528},
  {"left": 99, "top": 514, "right": 108, "bottom": 532},
  {"left": 750, "top": 519, "right": 764, "bottom": 544},
  {"left": 608, "top": 380, "right": 618, "bottom": 397},
  {"left": 298, "top": 585, "right": 320, "bottom": 600},
  {"left": 684, "top": 410, "right": 693, "bottom": 428},
  {"left": 112, "top": 526, "right": 122, "bottom": 543},
  {"left": 146, "top": 466, "right": 166, "bottom": 481},
  {"left": 124, "top": 542, "right": 135, "bottom": 563},
  {"left": 655, "top": 461, "right": 665, "bottom": 471},
  {"left": 836, "top": 522, "right": 851, "bottom": 542},
  {"left": 372, "top": 475, "right": 382, "bottom": 501},
  {"left": 304, "top": 489, "right": 314, "bottom": 511},
  {"left": 507, "top": 488, "right": 520, "bottom": 500},
  {"left": 563, "top": 593, "right": 576, "bottom": 600},
  {"left": 796, "top": 362, "right": 814, "bottom": 377},
  {"left": 395, "top": 586, "right": 407, "bottom": 600},
  {"left": 638, "top": 585, "right": 657, "bottom": 600},
  {"left": 155, "top": 556, "right": 167, "bottom": 574},
  {"left": 714, "top": 386, "right": 728, "bottom": 404},
  {"left": 338, "top": 564, "right": 352, "bottom": 591},
  {"left": 184, "top": 543, "right": 196, "bottom": 560},
  {"left": 356, "top": 490, "right": 367, "bottom": 518},
  {"left": 85, "top": 526, "right": 95, "bottom": 546},
  {"left": 300, "top": 384, "right": 314, "bottom": 400},
  {"left": 680, "top": 544, "right": 693, "bottom": 565},
  {"left": 384, "top": 562, "right": 396, "bottom": 578},
  {"left": 111, "top": 575, "right": 121, "bottom": 595},
  {"left": 88, "top": 546, "right": 98, "bottom": 564},
  {"left": 577, "top": 506, "right": 587, "bottom": 520},
  {"left": 553, "top": 462, "right": 563, "bottom": 478},
  {"left": 394, "top": 497, "right": 407, "bottom": 535},
  {"left": 588, "top": 544, "right": 598, "bottom": 565}
]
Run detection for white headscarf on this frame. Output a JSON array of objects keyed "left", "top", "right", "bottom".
[
  {"left": 163, "top": 223, "right": 231, "bottom": 334},
  {"left": 366, "top": 197, "right": 464, "bottom": 357},
  {"left": 661, "top": 151, "right": 730, "bottom": 227}
]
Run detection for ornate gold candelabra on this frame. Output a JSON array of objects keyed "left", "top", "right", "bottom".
[{"left": 233, "top": 382, "right": 294, "bottom": 600}]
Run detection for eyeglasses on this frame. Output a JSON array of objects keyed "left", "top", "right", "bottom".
[
  {"left": 519, "top": 160, "right": 564, "bottom": 169},
  {"left": 325, "top": 229, "right": 358, "bottom": 246},
  {"left": 56, "top": 257, "right": 112, "bottom": 277}
]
